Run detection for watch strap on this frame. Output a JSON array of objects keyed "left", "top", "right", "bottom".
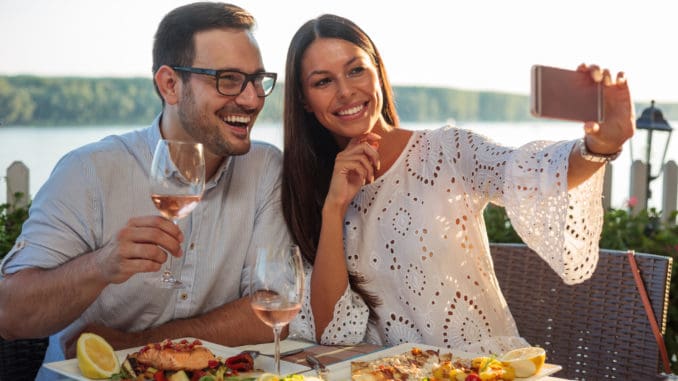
[{"left": 578, "top": 138, "right": 621, "bottom": 163}]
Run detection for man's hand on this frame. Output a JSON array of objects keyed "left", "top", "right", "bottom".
[{"left": 96, "top": 216, "right": 184, "bottom": 284}]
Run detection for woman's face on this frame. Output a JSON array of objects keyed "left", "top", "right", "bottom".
[{"left": 300, "top": 38, "right": 384, "bottom": 144}]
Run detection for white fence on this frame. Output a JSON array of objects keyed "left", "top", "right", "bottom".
[
  {"left": 5, "top": 161, "right": 30, "bottom": 209},
  {"left": 4, "top": 160, "right": 678, "bottom": 222}
]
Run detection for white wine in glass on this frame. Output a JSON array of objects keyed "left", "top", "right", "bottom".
[
  {"left": 149, "top": 139, "right": 205, "bottom": 289},
  {"left": 250, "top": 245, "right": 304, "bottom": 375}
]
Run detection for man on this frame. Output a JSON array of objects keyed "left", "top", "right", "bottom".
[{"left": 0, "top": 2, "right": 287, "bottom": 378}]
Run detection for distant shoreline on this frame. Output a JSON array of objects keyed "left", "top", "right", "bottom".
[{"left": 2, "top": 75, "right": 676, "bottom": 126}]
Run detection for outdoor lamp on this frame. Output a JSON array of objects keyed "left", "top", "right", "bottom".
[{"left": 630, "top": 100, "right": 673, "bottom": 206}]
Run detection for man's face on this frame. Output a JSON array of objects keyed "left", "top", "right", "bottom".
[{"left": 178, "top": 28, "right": 267, "bottom": 157}]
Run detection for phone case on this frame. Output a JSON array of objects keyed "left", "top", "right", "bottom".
[{"left": 530, "top": 65, "right": 604, "bottom": 122}]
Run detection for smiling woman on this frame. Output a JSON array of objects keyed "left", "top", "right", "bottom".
[{"left": 280, "top": 11, "right": 637, "bottom": 360}]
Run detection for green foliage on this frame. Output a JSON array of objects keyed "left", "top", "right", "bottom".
[
  {"left": 484, "top": 205, "right": 522, "bottom": 243},
  {"left": 0, "top": 193, "right": 30, "bottom": 260},
  {"left": 486, "top": 205, "right": 678, "bottom": 373}
]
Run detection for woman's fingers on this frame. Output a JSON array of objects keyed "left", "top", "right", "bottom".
[
  {"left": 602, "top": 69, "right": 613, "bottom": 86},
  {"left": 581, "top": 63, "right": 629, "bottom": 87},
  {"left": 615, "top": 71, "right": 628, "bottom": 87},
  {"left": 336, "top": 151, "right": 376, "bottom": 184},
  {"left": 343, "top": 135, "right": 381, "bottom": 177}
]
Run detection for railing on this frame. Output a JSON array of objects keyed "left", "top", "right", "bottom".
[{"left": 4, "top": 160, "right": 678, "bottom": 221}]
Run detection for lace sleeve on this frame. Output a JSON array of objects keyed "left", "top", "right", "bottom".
[
  {"left": 437, "top": 128, "right": 603, "bottom": 284},
  {"left": 289, "top": 263, "right": 369, "bottom": 345},
  {"left": 501, "top": 139, "right": 604, "bottom": 284}
]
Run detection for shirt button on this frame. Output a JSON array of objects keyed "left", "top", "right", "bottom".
[
  {"left": 180, "top": 293, "right": 188, "bottom": 300},
  {"left": 189, "top": 242, "right": 195, "bottom": 250}
]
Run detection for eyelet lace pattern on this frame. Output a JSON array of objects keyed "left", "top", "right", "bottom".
[{"left": 290, "top": 126, "right": 604, "bottom": 354}]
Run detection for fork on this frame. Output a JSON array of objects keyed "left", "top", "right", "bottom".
[
  {"left": 239, "top": 347, "right": 304, "bottom": 359},
  {"left": 306, "top": 354, "right": 329, "bottom": 380}
]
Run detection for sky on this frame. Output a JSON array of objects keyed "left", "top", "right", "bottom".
[{"left": 0, "top": 0, "right": 677, "bottom": 104}]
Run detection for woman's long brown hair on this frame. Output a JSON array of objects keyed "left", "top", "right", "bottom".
[{"left": 281, "top": 14, "right": 399, "bottom": 322}]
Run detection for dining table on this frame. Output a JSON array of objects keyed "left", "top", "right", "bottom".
[
  {"left": 45, "top": 338, "right": 574, "bottom": 380},
  {"left": 235, "top": 339, "right": 574, "bottom": 381}
]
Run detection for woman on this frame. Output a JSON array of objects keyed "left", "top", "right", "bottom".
[{"left": 284, "top": 14, "right": 634, "bottom": 353}]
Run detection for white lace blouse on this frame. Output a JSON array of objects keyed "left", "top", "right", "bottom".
[{"left": 290, "top": 126, "right": 604, "bottom": 355}]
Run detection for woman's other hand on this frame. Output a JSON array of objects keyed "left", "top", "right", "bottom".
[{"left": 324, "top": 133, "right": 381, "bottom": 215}]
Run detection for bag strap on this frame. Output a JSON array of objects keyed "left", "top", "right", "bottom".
[{"left": 627, "top": 250, "right": 672, "bottom": 374}]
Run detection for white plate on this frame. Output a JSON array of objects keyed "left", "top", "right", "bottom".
[
  {"left": 301, "top": 343, "right": 563, "bottom": 381},
  {"left": 43, "top": 337, "right": 310, "bottom": 381}
]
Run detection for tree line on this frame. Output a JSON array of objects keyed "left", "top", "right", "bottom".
[{"left": 1, "top": 75, "right": 675, "bottom": 126}]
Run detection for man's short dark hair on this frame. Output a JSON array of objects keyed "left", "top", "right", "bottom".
[{"left": 152, "top": 2, "right": 256, "bottom": 100}]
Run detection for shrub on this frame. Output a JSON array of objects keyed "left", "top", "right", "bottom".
[{"left": 0, "top": 193, "right": 29, "bottom": 260}]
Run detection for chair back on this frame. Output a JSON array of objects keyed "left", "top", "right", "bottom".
[
  {"left": 490, "top": 243, "right": 672, "bottom": 380},
  {"left": 0, "top": 337, "right": 49, "bottom": 380}
]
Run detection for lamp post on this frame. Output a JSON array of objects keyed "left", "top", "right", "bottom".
[{"left": 630, "top": 100, "right": 673, "bottom": 208}]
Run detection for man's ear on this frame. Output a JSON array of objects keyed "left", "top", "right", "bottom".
[{"left": 155, "top": 65, "right": 181, "bottom": 105}]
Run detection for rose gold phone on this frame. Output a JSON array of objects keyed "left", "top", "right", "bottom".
[{"left": 530, "top": 65, "right": 604, "bottom": 122}]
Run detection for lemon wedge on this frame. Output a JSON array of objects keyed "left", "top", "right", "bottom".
[
  {"left": 500, "top": 346, "right": 546, "bottom": 378},
  {"left": 76, "top": 332, "right": 120, "bottom": 379}
]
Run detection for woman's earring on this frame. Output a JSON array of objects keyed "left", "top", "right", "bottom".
[{"left": 302, "top": 100, "right": 312, "bottom": 112}]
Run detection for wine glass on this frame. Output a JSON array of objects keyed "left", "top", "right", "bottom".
[
  {"left": 250, "top": 245, "right": 305, "bottom": 375},
  {"left": 149, "top": 139, "right": 205, "bottom": 289}
]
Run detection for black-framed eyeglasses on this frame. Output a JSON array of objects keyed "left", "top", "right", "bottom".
[{"left": 172, "top": 66, "right": 277, "bottom": 97}]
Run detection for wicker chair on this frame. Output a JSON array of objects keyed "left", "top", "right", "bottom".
[
  {"left": 490, "top": 243, "right": 672, "bottom": 380},
  {"left": 0, "top": 337, "right": 49, "bottom": 380}
]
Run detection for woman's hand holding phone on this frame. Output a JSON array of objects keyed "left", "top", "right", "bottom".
[
  {"left": 580, "top": 64, "right": 635, "bottom": 156},
  {"left": 531, "top": 63, "right": 635, "bottom": 156}
]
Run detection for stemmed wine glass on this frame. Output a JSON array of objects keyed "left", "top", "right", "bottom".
[
  {"left": 149, "top": 139, "right": 205, "bottom": 289},
  {"left": 250, "top": 245, "right": 305, "bottom": 375}
]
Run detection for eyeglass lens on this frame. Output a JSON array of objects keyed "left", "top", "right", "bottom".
[{"left": 218, "top": 72, "right": 275, "bottom": 97}]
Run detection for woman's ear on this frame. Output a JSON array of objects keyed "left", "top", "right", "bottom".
[{"left": 155, "top": 65, "right": 181, "bottom": 105}]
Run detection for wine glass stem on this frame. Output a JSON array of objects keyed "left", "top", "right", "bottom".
[
  {"left": 273, "top": 325, "right": 283, "bottom": 375},
  {"left": 162, "top": 219, "right": 179, "bottom": 282}
]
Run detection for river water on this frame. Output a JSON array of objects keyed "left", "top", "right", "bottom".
[{"left": 1, "top": 121, "right": 676, "bottom": 210}]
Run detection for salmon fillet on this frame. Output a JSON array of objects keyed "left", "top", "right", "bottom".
[{"left": 136, "top": 339, "right": 216, "bottom": 371}]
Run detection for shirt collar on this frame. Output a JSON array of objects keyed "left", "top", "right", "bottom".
[
  {"left": 145, "top": 113, "right": 163, "bottom": 158},
  {"left": 206, "top": 156, "right": 233, "bottom": 190}
]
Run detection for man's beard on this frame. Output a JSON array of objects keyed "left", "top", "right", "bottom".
[{"left": 177, "top": 85, "right": 251, "bottom": 157}]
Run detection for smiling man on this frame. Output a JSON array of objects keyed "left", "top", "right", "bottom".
[{"left": 0, "top": 3, "right": 288, "bottom": 379}]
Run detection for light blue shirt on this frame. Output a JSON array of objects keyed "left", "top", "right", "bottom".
[{"left": 1, "top": 114, "right": 290, "bottom": 380}]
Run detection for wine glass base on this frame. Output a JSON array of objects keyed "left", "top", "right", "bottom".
[
  {"left": 145, "top": 277, "right": 185, "bottom": 289},
  {"left": 157, "top": 279, "right": 185, "bottom": 289}
]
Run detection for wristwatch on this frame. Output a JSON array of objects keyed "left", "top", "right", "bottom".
[{"left": 578, "top": 138, "right": 621, "bottom": 163}]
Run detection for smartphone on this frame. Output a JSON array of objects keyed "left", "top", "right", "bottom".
[{"left": 530, "top": 65, "right": 604, "bottom": 122}]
